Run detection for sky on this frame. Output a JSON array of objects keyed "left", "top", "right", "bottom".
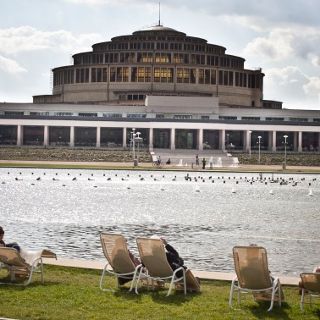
[{"left": 0, "top": 0, "right": 320, "bottom": 110}]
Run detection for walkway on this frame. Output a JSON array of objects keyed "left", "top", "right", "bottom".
[
  {"left": 43, "top": 257, "right": 300, "bottom": 286},
  {"left": 1, "top": 159, "right": 320, "bottom": 173}
]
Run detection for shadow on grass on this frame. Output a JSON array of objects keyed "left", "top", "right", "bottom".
[
  {"left": 114, "top": 285, "right": 199, "bottom": 305},
  {"left": 248, "top": 301, "right": 291, "bottom": 319}
]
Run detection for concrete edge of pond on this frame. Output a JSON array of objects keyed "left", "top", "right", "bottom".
[
  {"left": 0, "top": 160, "right": 320, "bottom": 174},
  {"left": 43, "top": 257, "right": 300, "bottom": 286}
]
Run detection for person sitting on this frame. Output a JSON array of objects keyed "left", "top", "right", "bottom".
[
  {"left": 166, "top": 158, "right": 171, "bottom": 165},
  {"left": 0, "top": 226, "right": 21, "bottom": 252},
  {"left": 152, "top": 236, "right": 200, "bottom": 292}
]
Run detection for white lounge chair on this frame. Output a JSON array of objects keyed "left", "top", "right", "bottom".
[
  {"left": 0, "top": 247, "right": 49, "bottom": 286},
  {"left": 229, "top": 246, "right": 282, "bottom": 312},
  {"left": 135, "top": 237, "right": 186, "bottom": 296},
  {"left": 99, "top": 233, "right": 143, "bottom": 292}
]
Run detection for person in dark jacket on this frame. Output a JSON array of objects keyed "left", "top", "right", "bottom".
[
  {"left": 154, "top": 236, "right": 200, "bottom": 292},
  {"left": 0, "top": 226, "right": 21, "bottom": 252}
]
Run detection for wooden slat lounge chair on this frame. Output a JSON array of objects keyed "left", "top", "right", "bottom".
[
  {"left": 300, "top": 273, "right": 320, "bottom": 311},
  {"left": 0, "top": 247, "right": 45, "bottom": 286},
  {"left": 99, "top": 233, "right": 143, "bottom": 292},
  {"left": 135, "top": 237, "right": 186, "bottom": 296},
  {"left": 229, "top": 246, "right": 282, "bottom": 312}
]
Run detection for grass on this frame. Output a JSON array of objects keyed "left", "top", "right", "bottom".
[{"left": 0, "top": 266, "right": 319, "bottom": 320}]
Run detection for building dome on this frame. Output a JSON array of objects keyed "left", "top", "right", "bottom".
[{"left": 34, "top": 24, "right": 264, "bottom": 108}]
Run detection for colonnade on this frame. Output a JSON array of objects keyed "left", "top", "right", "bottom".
[{"left": 10, "top": 125, "right": 320, "bottom": 152}]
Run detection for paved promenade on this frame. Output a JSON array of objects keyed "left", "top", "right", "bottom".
[
  {"left": 1, "top": 159, "right": 320, "bottom": 173},
  {"left": 43, "top": 257, "right": 300, "bottom": 286}
]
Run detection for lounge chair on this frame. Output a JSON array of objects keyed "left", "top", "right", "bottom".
[
  {"left": 99, "top": 233, "right": 143, "bottom": 292},
  {"left": 229, "top": 246, "right": 282, "bottom": 312},
  {"left": 0, "top": 247, "right": 48, "bottom": 286},
  {"left": 300, "top": 273, "right": 320, "bottom": 311},
  {"left": 135, "top": 237, "right": 186, "bottom": 296}
]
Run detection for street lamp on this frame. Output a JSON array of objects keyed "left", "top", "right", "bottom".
[
  {"left": 283, "top": 134, "right": 288, "bottom": 170},
  {"left": 257, "top": 135, "right": 262, "bottom": 164},
  {"left": 135, "top": 131, "right": 142, "bottom": 163},
  {"left": 130, "top": 128, "right": 143, "bottom": 167}
]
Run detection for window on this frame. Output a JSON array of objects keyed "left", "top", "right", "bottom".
[
  {"left": 241, "top": 117, "right": 260, "bottom": 121},
  {"left": 127, "top": 114, "right": 146, "bottom": 118},
  {"left": 173, "top": 115, "right": 192, "bottom": 119},
  {"left": 78, "top": 113, "right": 97, "bottom": 117},
  {"left": 30, "top": 112, "right": 50, "bottom": 116},
  {"left": 289, "top": 118, "right": 308, "bottom": 122},
  {"left": 102, "top": 113, "right": 122, "bottom": 118},
  {"left": 54, "top": 112, "right": 73, "bottom": 116},
  {"left": 219, "top": 116, "right": 237, "bottom": 120},
  {"left": 266, "top": 117, "right": 284, "bottom": 121}
]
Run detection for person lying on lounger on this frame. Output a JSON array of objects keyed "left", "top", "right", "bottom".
[
  {"left": 0, "top": 226, "right": 21, "bottom": 252},
  {"left": 151, "top": 235, "right": 200, "bottom": 292}
]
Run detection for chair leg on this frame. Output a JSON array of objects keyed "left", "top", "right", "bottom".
[
  {"left": 229, "top": 280, "right": 235, "bottom": 308},
  {"left": 300, "top": 289, "right": 305, "bottom": 311},
  {"left": 40, "top": 261, "right": 44, "bottom": 284},
  {"left": 267, "top": 287, "right": 276, "bottom": 312},
  {"left": 278, "top": 284, "right": 282, "bottom": 307},
  {"left": 167, "top": 277, "right": 175, "bottom": 296}
]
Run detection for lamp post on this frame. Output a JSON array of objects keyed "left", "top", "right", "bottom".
[
  {"left": 257, "top": 135, "right": 262, "bottom": 164},
  {"left": 135, "top": 131, "right": 142, "bottom": 164},
  {"left": 130, "top": 128, "right": 143, "bottom": 166},
  {"left": 283, "top": 134, "right": 288, "bottom": 170},
  {"left": 130, "top": 128, "right": 137, "bottom": 166}
]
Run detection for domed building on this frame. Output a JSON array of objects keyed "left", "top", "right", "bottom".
[
  {"left": 34, "top": 24, "right": 264, "bottom": 108},
  {"left": 1, "top": 24, "right": 319, "bottom": 157}
]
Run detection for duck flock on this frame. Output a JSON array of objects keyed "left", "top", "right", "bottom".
[{"left": 1, "top": 169, "right": 318, "bottom": 196}]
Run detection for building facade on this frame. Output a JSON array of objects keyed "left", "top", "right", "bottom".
[
  {"left": 1, "top": 25, "right": 319, "bottom": 153},
  {"left": 33, "top": 25, "right": 266, "bottom": 108}
]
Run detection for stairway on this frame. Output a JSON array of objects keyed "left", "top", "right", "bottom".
[{"left": 152, "top": 149, "right": 239, "bottom": 167}]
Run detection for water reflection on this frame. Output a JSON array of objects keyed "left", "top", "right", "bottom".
[{"left": 0, "top": 168, "right": 319, "bottom": 276}]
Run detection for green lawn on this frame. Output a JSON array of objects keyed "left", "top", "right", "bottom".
[{"left": 0, "top": 266, "right": 319, "bottom": 319}]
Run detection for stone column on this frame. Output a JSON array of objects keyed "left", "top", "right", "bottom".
[
  {"left": 17, "top": 125, "right": 22, "bottom": 146},
  {"left": 44, "top": 125, "right": 49, "bottom": 147},
  {"left": 122, "top": 127, "right": 127, "bottom": 148},
  {"left": 219, "top": 129, "right": 225, "bottom": 152},
  {"left": 293, "top": 132, "right": 298, "bottom": 152},
  {"left": 170, "top": 128, "right": 175, "bottom": 151},
  {"left": 70, "top": 126, "right": 75, "bottom": 147},
  {"left": 89, "top": 67, "right": 92, "bottom": 83},
  {"left": 198, "top": 128, "right": 203, "bottom": 151},
  {"left": 149, "top": 128, "right": 153, "bottom": 151},
  {"left": 96, "top": 126, "right": 101, "bottom": 148},
  {"left": 271, "top": 131, "right": 276, "bottom": 152},
  {"left": 243, "top": 130, "right": 252, "bottom": 152},
  {"left": 298, "top": 131, "right": 302, "bottom": 153}
]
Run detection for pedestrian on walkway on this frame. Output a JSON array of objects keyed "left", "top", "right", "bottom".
[{"left": 202, "top": 158, "right": 206, "bottom": 169}]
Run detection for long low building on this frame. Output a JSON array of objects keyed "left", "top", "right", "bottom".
[{"left": 0, "top": 96, "right": 319, "bottom": 152}]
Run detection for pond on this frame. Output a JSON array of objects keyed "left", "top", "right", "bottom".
[{"left": 0, "top": 168, "right": 319, "bottom": 276}]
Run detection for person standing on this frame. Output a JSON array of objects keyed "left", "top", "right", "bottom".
[
  {"left": 202, "top": 157, "right": 206, "bottom": 169},
  {"left": 195, "top": 154, "right": 199, "bottom": 166}
]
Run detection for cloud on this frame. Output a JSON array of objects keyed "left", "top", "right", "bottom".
[
  {"left": 62, "top": 0, "right": 320, "bottom": 26},
  {"left": 0, "top": 26, "right": 104, "bottom": 55},
  {"left": 303, "top": 77, "right": 320, "bottom": 100},
  {"left": 244, "top": 27, "right": 320, "bottom": 64},
  {"left": 0, "top": 55, "right": 27, "bottom": 74}
]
